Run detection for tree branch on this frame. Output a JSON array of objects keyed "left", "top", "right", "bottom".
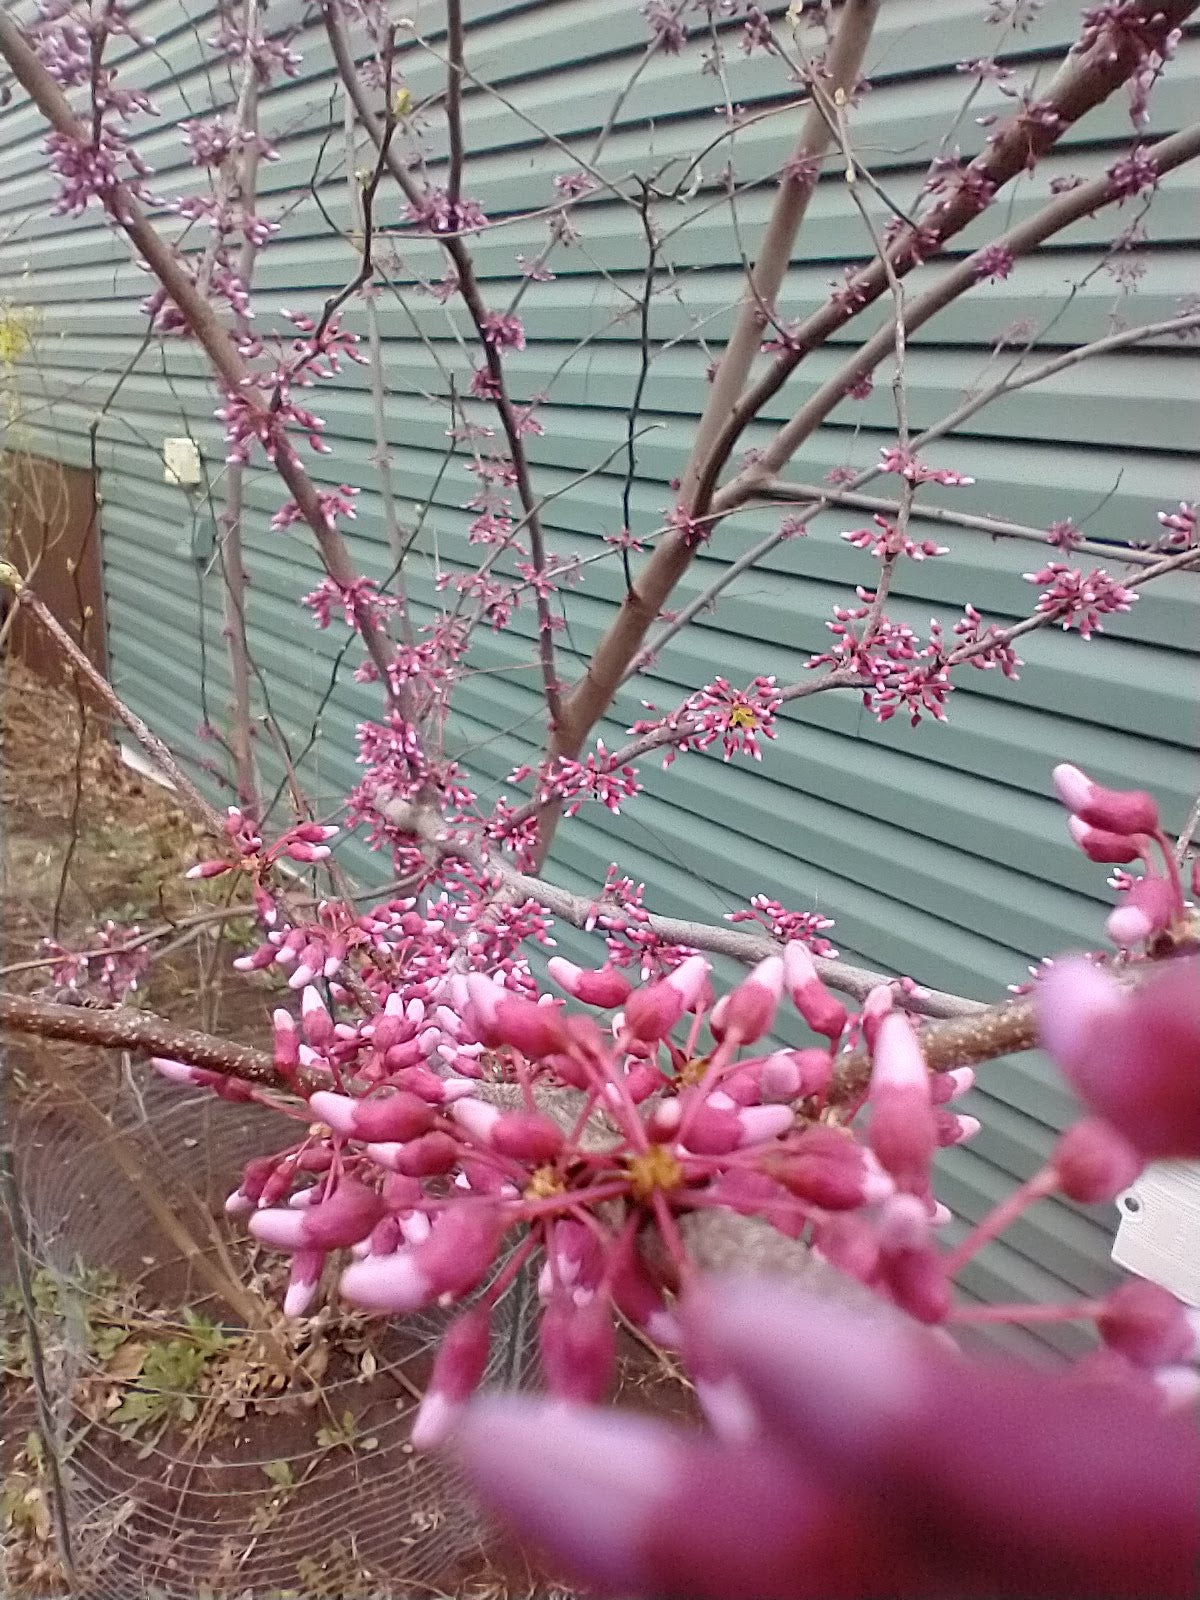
[
  {"left": 0, "top": 10, "right": 397, "bottom": 691},
  {"left": 324, "top": 5, "right": 563, "bottom": 728},
  {"left": 542, "top": 0, "right": 881, "bottom": 825},
  {"left": 538, "top": 0, "right": 1199, "bottom": 781},
  {"left": 719, "top": 118, "right": 1200, "bottom": 508},
  {"left": 0, "top": 989, "right": 305, "bottom": 1094},
  {"left": 755, "top": 481, "right": 1170, "bottom": 566}
]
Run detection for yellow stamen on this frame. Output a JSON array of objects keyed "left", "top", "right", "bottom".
[
  {"left": 524, "top": 1166, "right": 564, "bottom": 1200},
  {"left": 676, "top": 1055, "right": 710, "bottom": 1087},
  {"left": 626, "top": 1146, "right": 684, "bottom": 1201}
]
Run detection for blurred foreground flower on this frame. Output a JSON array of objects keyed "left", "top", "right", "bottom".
[{"left": 454, "top": 1275, "right": 1200, "bottom": 1600}]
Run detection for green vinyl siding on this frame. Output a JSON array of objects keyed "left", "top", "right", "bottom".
[{"left": 2, "top": 0, "right": 1198, "bottom": 1359}]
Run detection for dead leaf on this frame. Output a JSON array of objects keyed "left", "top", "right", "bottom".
[{"left": 104, "top": 1340, "right": 148, "bottom": 1383}]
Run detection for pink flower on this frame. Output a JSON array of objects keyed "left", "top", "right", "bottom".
[
  {"left": 480, "top": 312, "right": 526, "bottom": 350},
  {"left": 709, "top": 956, "right": 784, "bottom": 1045},
  {"left": 1052, "top": 1119, "right": 1143, "bottom": 1203},
  {"left": 1106, "top": 873, "right": 1178, "bottom": 948},
  {"left": 539, "top": 1291, "right": 617, "bottom": 1404},
  {"left": 1036, "top": 958, "right": 1200, "bottom": 1159},
  {"left": 972, "top": 243, "right": 1015, "bottom": 282},
  {"left": 309, "top": 1088, "right": 435, "bottom": 1143},
  {"left": 782, "top": 942, "right": 848, "bottom": 1043},
  {"left": 1097, "top": 1281, "right": 1198, "bottom": 1370},
  {"left": 453, "top": 1276, "right": 1200, "bottom": 1599}
]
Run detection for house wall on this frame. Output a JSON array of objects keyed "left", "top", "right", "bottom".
[{"left": 1, "top": 0, "right": 1198, "bottom": 1360}]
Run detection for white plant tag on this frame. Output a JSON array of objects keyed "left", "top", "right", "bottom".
[{"left": 1112, "top": 1161, "right": 1200, "bottom": 1308}]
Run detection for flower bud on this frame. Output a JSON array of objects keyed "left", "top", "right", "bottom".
[
  {"left": 492, "top": 1110, "right": 565, "bottom": 1164},
  {"left": 1052, "top": 1119, "right": 1143, "bottom": 1203},
  {"left": 860, "top": 983, "right": 894, "bottom": 1051},
  {"left": 623, "top": 1061, "right": 664, "bottom": 1103},
  {"left": 680, "top": 1097, "right": 791, "bottom": 1155},
  {"left": 300, "top": 985, "right": 334, "bottom": 1048},
  {"left": 284, "top": 839, "right": 331, "bottom": 863},
  {"left": 250, "top": 1177, "right": 384, "bottom": 1252},
  {"left": 1098, "top": 1281, "right": 1198, "bottom": 1369},
  {"left": 150, "top": 1056, "right": 220, "bottom": 1088},
  {"left": 1106, "top": 874, "right": 1177, "bottom": 949},
  {"left": 765, "top": 1128, "right": 894, "bottom": 1211},
  {"left": 867, "top": 1013, "right": 936, "bottom": 1194},
  {"left": 930, "top": 1066, "right": 974, "bottom": 1105},
  {"left": 185, "top": 859, "right": 231, "bottom": 880},
  {"left": 760, "top": 1047, "right": 833, "bottom": 1101},
  {"left": 1053, "top": 763, "right": 1159, "bottom": 836},
  {"left": 710, "top": 957, "right": 784, "bottom": 1045},
  {"left": 411, "top": 1307, "right": 492, "bottom": 1450},
  {"left": 622, "top": 980, "right": 685, "bottom": 1042},
  {"left": 547, "top": 958, "right": 633, "bottom": 1009},
  {"left": 283, "top": 1250, "right": 324, "bottom": 1317},
  {"left": 289, "top": 943, "right": 323, "bottom": 989},
  {"left": 339, "top": 1203, "right": 504, "bottom": 1313},
  {"left": 1037, "top": 957, "right": 1200, "bottom": 1160},
  {"left": 233, "top": 942, "right": 277, "bottom": 972},
  {"left": 782, "top": 943, "right": 848, "bottom": 1043},
  {"left": 663, "top": 954, "right": 712, "bottom": 1012},
  {"left": 933, "top": 1110, "right": 980, "bottom": 1147},
  {"left": 467, "top": 976, "right": 568, "bottom": 1057},
  {"left": 875, "top": 1195, "right": 951, "bottom": 1325},
  {"left": 539, "top": 1293, "right": 617, "bottom": 1405},
  {"left": 366, "top": 1131, "right": 459, "bottom": 1177},
  {"left": 609, "top": 1238, "right": 680, "bottom": 1347},
  {"left": 309, "top": 1088, "right": 435, "bottom": 1144},
  {"left": 1067, "top": 815, "right": 1142, "bottom": 864}
]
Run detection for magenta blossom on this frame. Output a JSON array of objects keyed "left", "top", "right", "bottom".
[
  {"left": 1036, "top": 957, "right": 1200, "bottom": 1159},
  {"left": 453, "top": 1276, "right": 1199, "bottom": 1600}
]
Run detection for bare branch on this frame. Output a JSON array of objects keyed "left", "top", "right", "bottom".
[
  {"left": 0, "top": 989, "right": 301, "bottom": 1094},
  {"left": 0, "top": 10, "right": 398, "bottom": 690},
  {"left": 539, "top": 1, "right": 1199, "bottom": 777}
]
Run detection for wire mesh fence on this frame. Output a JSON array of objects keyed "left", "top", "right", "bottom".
[{"left": 2, "top": 1069, "right": 541, "bottom": 1600}]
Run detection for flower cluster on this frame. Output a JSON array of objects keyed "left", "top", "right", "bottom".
[
  {"left": 189, "top": 947, "right": 973, "bottom": 1421},
  {"left": 1024, "top": 563, "right": 1137, "bottom": 639},
  {"left": 302, "top": 575, "right": 399, "bottom": 632},
  {"left": 1156, "top": 502, "right": 1197, "bottom": 549},
  {"left": 186, "top": 807, "right": 339, "bottom": 884},
  {"left": 510, "top": 745, "right": 643, "bottom": 819},
  {"left": 726, "top": 894, "right": 838, "bottom": 959},
  {"left": 876, "top": 448, "right": 975, "bottom": 488},
  {"left": 33, "top": 1, "right": 156, "bottom": 217},
  {"left": 40, "top": 921, "right": 150, "bottom": 1001},
  {"left": 808, "top": 591, "right": 952, "bottom": 727},
  {"left": 842, "top": 515, "right": 949, "bottom": 563},
  {"left": 158, "top": 778, "right": 1200, "bottom": 1499},
  {"left": 629, "top": 677, "right": 783, "bottom": 767},
  {"left": 1053, "top": 763, "right": 1190, "bottom": 954}
]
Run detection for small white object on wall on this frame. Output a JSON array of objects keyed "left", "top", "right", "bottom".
[
  {"left": 163, "top": 436, "right": 202, "bottom": 488},
  {"left": 1112, "top": 1161, "right": 1200, "bottom": 1307}
]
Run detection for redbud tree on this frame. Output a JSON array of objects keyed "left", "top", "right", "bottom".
[{"left": 0, "top": 2, "right": 1198, "bottom": 1595}]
